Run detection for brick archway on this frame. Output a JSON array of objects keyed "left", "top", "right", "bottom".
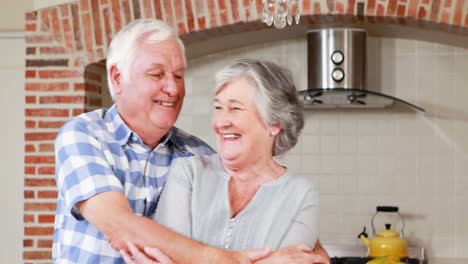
[{"left": 23, "top": 0, "right": 467, "bottom": 261}]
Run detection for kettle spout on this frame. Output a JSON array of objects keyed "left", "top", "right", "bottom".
[
  {"left": 360, "top": 234, "right": 370, "bottom": 248},
  {"left": 357, "top": 226, "right": 370, "bottom": 248}
]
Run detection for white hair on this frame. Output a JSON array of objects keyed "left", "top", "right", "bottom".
[
  {"left": 214, "top": 58, "right": 304, "bottom": 156},
  {"left": 106, "top": 19, "right": 186, "bottom": 100}
]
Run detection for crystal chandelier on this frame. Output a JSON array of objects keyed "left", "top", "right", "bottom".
[{"left": 260, "top": 0, "right": 301, "bottom": 29}]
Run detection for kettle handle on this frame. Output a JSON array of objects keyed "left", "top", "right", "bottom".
[
  {"left": 371, "top": 206, "right": 405, "bottom": 237},
  {"left": 376, "top": 206, "right": 399, "bottom": 213}
]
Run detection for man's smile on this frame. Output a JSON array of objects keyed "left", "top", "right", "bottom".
[{"left": 154, "top": 100, "right": 175, "bottom": 107}]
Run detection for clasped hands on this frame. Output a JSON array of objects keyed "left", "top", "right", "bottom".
[{"left": 121, "top": 241, "right": 330, "bottom": 264}]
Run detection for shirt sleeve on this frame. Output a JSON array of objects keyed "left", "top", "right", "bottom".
[
  {"left": 278, "top": 186, "right": 319, "bottom": 249},
  {"left": 55, "top": 120, "right": 123, "bottom": 219},
  {"left": 153, "top": 159, "right": 193, "bottom": 237}
]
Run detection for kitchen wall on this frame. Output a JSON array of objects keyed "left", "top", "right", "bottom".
[
  {"left": 0, "top": 0, "right": 32, "bottom": 30},
  {"left": 0, "top": 31, "right": 26, "bottom": 263},
  {"left": 0, "top": 1, "right": 33, "bottom": 262},
  {"left": 178, "top": 36, "right": 468, "bottom": 258},
  {"left": 33, "top": 0, "right": 76, "bottom": 10}
]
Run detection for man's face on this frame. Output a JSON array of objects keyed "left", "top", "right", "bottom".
[{"left": 113, "top": 38, "right": 185, "bottom": 136}]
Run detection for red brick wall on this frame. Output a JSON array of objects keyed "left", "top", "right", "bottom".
[{"left": 23, "top": 0, "right": 468, "bottom": 262}]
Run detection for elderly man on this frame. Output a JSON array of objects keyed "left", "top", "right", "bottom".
[{"left": 53, "top": 18, "right": 329, "bottom": 263}]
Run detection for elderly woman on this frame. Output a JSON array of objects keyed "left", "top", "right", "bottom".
[{"left": 123, "top": 59, "right": 327, "bottom": 263}]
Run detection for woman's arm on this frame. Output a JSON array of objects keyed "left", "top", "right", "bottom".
[
  {"left": 279, "top": 187, "right": 320, "bottom": 248},
  {"left": 153, "top": 165, "right": 193, "bottom": 237},
  {"left": 254, "top": 243, "right": 328, "bottom": 264},
  {"left": 312, "top": 241, "right": 330, "bottom": 262},
  {"left": 254, "top": 185, "right": 329, "bottom": 264}
]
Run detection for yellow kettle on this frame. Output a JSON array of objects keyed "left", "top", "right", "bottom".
[{"left": 357, "top": 206, "right": 408, "bottom": 259}]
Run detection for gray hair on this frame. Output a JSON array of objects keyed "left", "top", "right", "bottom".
[
  {"left": 106, "top": 18, "right": 186, "bottom": 100},
  {"left": 214, "top": 58, "right": 304, "bottom": 156}
]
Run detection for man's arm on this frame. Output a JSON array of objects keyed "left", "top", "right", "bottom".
[
  {"left": 55, "top": 122, "right": 268, "bottom": 264},
  {"left": 77, "top": 191, "right": 268, "bottom": 264},
  {"left": 123, "top": 242, "right": 329, "bottom": 264}
]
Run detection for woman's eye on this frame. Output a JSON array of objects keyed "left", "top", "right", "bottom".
[{"left": 214, "top": 106, "right": 222, "bottom": 110}]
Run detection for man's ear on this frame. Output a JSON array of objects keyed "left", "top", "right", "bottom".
[{"left": 109, "top": 65, "right": 122, "bottom": 95}]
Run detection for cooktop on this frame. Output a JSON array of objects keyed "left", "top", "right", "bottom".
[{"left": 330, "top": 257, "right": 421, "bottom": 264}]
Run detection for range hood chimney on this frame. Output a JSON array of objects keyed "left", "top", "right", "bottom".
[{"left": 299, "top": 28, "right": 424, "bottom": 112}]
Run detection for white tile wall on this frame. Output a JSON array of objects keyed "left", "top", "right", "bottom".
[{"left": 181, "top": 36, "right": 468, "bottom": 258}]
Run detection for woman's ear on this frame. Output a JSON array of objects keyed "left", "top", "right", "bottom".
[
  {"left": 269, "top": 125, "right": 281, "bottom": 136},
  {"left": 109, "top": 65, "right": 122, "bottom": 95}
]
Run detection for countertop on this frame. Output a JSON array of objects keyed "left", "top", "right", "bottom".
[
  {"left": 428, "top": 258, "right": 468, "bottom": 264},
  {"left": 323, "top": 244, "right": 468, "bottom": 264},
  {"left": 323, "top": 245, "right": 426, "bottom": 260}
]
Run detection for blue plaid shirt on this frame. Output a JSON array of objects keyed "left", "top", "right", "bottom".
[{"left": 52, "top": 105, "right": 215, "bottom": 263}]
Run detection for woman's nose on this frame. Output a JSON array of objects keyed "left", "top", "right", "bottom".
[{"left": 213, "top": 114, "right": 232, "bottom": 128}]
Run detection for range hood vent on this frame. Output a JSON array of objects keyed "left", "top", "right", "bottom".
[{"left": 299, "top": 28, "right": 424, "bottom": 112}]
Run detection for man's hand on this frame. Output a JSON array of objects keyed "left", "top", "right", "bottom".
[
  {"left": 254, "top": 244, "right": 329, "bottom": 264},
  {"left": 121, "top": 242, "right": 174, "bottom": 264}
]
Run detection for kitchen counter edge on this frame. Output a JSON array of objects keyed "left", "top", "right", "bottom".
[{"left": 429, "top": 257, "right": 468, "bottom": 264}]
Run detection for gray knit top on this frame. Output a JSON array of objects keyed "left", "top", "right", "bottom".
[{"left": 153, "top": 154, "right": 319, "bottom": 250}]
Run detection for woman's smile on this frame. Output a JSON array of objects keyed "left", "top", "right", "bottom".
[{"left": 222, "top": 133, "right": 241, "bottom": 140}]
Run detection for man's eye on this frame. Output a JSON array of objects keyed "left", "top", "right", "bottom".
[
  {"left": 232, "top": 107, "right": 242, "bottom": 111},
  {"left": 150, "top": 72, "right": 164, "bottom": 78},
  {"left": 214, "top": 106, "right": 222, "bottom": 110},
  {"left": 175, "top": 75, "right": 184, "bottom": 80}
]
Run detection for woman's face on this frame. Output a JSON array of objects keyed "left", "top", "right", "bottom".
[{"left": 211, "top": 78, "right": 279, "bottom": 168}]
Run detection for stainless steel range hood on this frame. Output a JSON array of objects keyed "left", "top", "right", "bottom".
[{"left": 299, "top": 28, "right": 424, "bottom": 112}]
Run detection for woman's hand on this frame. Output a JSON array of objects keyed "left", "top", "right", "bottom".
[
  {"left": 255, "top": 244, "right": 329, "bottom": 264},
  {"left": 120, "top": 241, "right": 174, "bottom": 264}
]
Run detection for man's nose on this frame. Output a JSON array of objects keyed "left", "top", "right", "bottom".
[{"left": 161, "top": 75, "right": 180, "bottom": 96}]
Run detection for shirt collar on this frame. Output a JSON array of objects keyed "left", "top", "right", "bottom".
[
  {"left": 159, "top": 128, "right": 173, "bottom": 147},
  {"left": 166, "top": 127, "right": 187, "bottom": 153},
  {"left": 104, "top": 104, "right": 133, "bottom": 145}
]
